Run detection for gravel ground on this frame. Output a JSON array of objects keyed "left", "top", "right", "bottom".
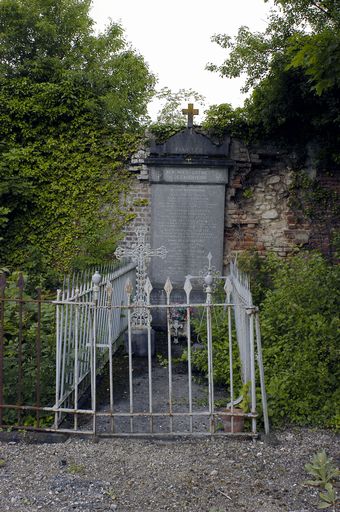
[
  {"left": 92, "top": 356, "right": 228, "bottom": 435},
  {"left": 0, "top": 428, "right": 339, "bottom": 511}
]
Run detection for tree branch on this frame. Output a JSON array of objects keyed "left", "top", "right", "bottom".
[{"left": 310, "top": 1, "right": 333, "bottom": 19}]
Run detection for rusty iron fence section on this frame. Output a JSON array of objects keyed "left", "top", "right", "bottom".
[
  {"left": 0, "top": 261, "right": 136, "bottom": 432},
  {"left": 0, "top": 272, "right": 55, "bottom": 429},
  {"left": 0, "top": 273, "right": 5, "bottom": 427}
]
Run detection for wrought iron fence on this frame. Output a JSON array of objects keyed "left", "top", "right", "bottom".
[
  {"left": 0, "top": 272, "right": 55, "bottom": 428},
  {"left": 0, "top": 261, "right": 136, "bottom": 431},
  {"left": 54, "top": 261, "right": 136, "bottom": 427},
  {"left": 0, "top": 261, "right": 269, "bottom": 437}
]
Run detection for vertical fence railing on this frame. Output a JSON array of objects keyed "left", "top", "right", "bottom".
[
  {"left": 0, "top": 273, "right": 5, "bottom": 427},
  {"left": 54, "top": 261, "right": 136, "bottom": 420},
  {"left": 184, "top": 278, "right": 193, "bottom": 433},
  {"left": 0, "top": 259, "right": 269, "bottom": 437},
  {"left": 229, "top": 261, "right": 269, "bottom": 434},
  {"left": 35, "top": 288, "right": 42, "bottom": 428},
  {"left": 0, "top": 272, "right": 56, "bottom": 429},
  {"left": 96, "top": 262, "right": 268, "bottom": 438}
]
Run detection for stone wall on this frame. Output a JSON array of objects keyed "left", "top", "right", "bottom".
[
  {"left": 118, "top": 148, "right": 152, "bottom": 249},
  {"left": 120, "top": 133, "right": 339, "bottom": 265},
  {"left": 225, "top": 142, "right": 297, "bottom": 263},
  {"left": 224, "top": 140, "right": 339, "bottom": 263}
]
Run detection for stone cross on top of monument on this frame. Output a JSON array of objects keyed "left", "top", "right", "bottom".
[
  {"left": 182, "top": 103, "right": 199, "bottom": 128},
  {"left": 114, "top": 226, "right": 167, "bottom": 326}
]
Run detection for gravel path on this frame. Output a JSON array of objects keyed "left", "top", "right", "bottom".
[{"left": 0, "top": 428, "right": 338, "bottom": 511}]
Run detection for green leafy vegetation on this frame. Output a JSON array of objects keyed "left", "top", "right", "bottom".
[
  {"left": 149, "top": 87, "right": 205, "bottom": 142},
  {"left": 188, "top": 304, "right": 242, "bottom": 396},
  {"left": 260, "top": 252, "right": 339, "bottom": 428},
  {"left": 305, "top": 451, "right": 339, "bottom": 510},
  {"left": 205, "top": 0, "right": 340, "bottom": 161},
  {"left": 67, "top": 463, "right": 86, "bottom": 475},
  {"left": 0, "top": 0, "right": 155, "bottom": 279},
  {"left": 318, "top": 484, "right": 338, "bottom": 510},
  {"left": 188, "top": 252, "right": 339, "bottom": 429},
  {"left": 202, "top": 103, "right": 248, "bottom": 139},
  {"left": 305, "top": 450, "right": 340, "bottom": 488}
]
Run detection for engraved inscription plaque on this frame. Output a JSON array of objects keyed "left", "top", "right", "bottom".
[
  {"left": 150, "top": 179, "right": 226, "bottom": 287},
  {"left": 150, "top": 167, "right": 229, "bottom": 185}
]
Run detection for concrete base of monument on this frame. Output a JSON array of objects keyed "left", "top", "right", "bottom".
[{"left": 124, "top": 327, "right": 156, "bottom": 357}]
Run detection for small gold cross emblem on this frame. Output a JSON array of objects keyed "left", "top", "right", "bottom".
[{"left": 182, "top": 103, "right": 199, "bottom": 128}]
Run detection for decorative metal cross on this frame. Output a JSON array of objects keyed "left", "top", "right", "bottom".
[
  {"left": 185, "top": 252, "right": 221, "bottom": 303},
  {"left": 182, "top": 103, "right": 199, "bottom": 128},
  {"left": 114, "top": 226, "right": 167, "bottom": 326}
]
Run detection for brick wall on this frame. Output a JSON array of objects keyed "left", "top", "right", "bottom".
[{"left": 119, "top": 148, "right": 152, "bottom": 248}]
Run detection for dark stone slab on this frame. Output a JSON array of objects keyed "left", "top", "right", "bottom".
[
  {"left": 146, "top": 129, "right": 230, "bottom": 328},
  {"left": 150, "top": 179, "right": 226, "bottom": 288},
  {"left": 124, "top": 328, "right": 156, "bottom": 357},
  {"left": 150, "top": 128, "right": 230, "bottom": 157}
]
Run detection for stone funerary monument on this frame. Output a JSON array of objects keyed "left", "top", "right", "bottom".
[
  {"left": 124, "top": 105, "right": 234, "bottom": 312},
  {"left": 120, "top": 103, "right": 338, "bottom": 320}
]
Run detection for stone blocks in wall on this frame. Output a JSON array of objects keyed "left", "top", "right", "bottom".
[{"left": 122, "top": 137, "right": 339, "bottom": 267}]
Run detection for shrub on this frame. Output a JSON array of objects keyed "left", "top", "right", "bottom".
[
  {"left": 260, "top": 252, "right": 339, "bottom": 428},
  {"left": 190, "top": 304, "right": 242, "bottom": 394},
  {"left": 189, "top": 251, "right": 339, "bottom": 429}
]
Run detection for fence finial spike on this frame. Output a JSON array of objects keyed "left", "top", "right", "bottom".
[
  {"left": 224, "top": 277, "right": 233, "bottom": 301},
  {"left": 92, "top": 270, "right": 101, "bottom": 286},
  {"left": 124, "top": 278, "right": 133, "bottom": 296},
  {"left": 17, "top": 272, "right": 25, "bottom": 290},
  {"left": 144, "top": 277, "right": 153, "bottom": 297},
  {"left": 207, "top": 252, "right": 212, "bottom": 269},
  {"left": 164, "top": 277, "right": 173, "bottom": 296},
  {"left": 184, "top": 277, "right": 192, "bottom": 300}
]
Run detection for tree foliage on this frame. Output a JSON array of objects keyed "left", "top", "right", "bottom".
[
  {"left": 202, "top": 103, "right": 248, "bottom": 138},
  {"left": 208, "top": 0, "right": 340, "bottom": 93},
  {"left": 149, "top": 87, "right": 205, "bottom": 142},
  {"left": 206, "top": 0, "right": 340, "bottom": 158},
  {"left": 0, "top": 0, "right": 155, "bottom": 278}
]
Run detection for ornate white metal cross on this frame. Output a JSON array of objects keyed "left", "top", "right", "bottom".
[{"left": 114, "top": 226, "right": 167, "bottom": 326}]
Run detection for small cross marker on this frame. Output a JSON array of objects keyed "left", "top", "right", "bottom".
[{"left": 182, "top": 103, "right": 199, "bottom": 128}]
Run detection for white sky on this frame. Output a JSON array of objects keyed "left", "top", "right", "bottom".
[{"left": 90, "top": 0, "right": 273, "bottom": 120}]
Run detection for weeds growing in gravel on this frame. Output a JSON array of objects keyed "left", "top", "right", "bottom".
[
  {"left": 67, "top": 463, "right": 86, "bottom": 475},
  {"left": 305, "top": 450, "right": 339, "bottom": 510}
]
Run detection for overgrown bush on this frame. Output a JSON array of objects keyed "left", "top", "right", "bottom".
[
  {"left": 259, "top": 252, "right": 339, "bottom": 428},
  {"left": 189, "top": 304, "right": 242, "bottom": 396},
  {"left": 189, "top": 251, "right": 339, "bottom": 429}
]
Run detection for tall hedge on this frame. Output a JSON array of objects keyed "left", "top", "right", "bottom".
[{"left": 0, "top": 0, "right": 155, "bottom": 278}]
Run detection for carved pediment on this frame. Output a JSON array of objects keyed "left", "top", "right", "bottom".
[{"left": 150, "top": 128, "right": 230, "bottom": 157}]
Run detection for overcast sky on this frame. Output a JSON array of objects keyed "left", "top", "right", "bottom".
[{"left": 90, "top": 0, "right": 274, "bottom": 120}]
